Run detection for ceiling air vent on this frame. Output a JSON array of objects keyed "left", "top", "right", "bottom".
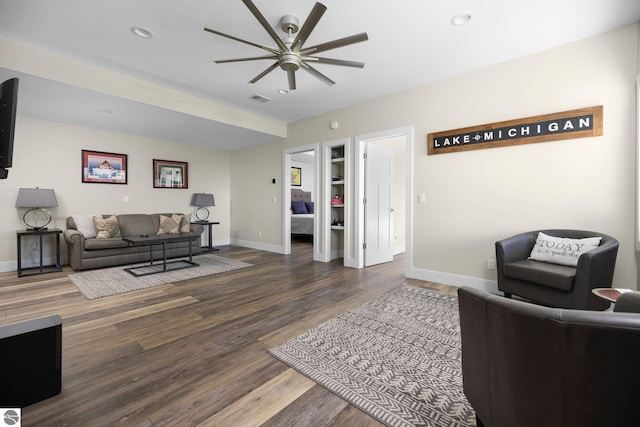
[{"left": 250, "top": 94, "right": 272, "bottom": 103}]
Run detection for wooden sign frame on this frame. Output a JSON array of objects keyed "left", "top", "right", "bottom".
[{"left": 427, "top": 106, "right": 603, "bottom": 155}]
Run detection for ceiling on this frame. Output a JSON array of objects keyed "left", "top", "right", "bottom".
[{"left": 1, "top": 0, "right": 639, "bottom": 150}]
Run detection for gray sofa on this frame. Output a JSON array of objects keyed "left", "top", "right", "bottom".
[{"left": 64, "top": 213, "right": 204, "bottom": 271}]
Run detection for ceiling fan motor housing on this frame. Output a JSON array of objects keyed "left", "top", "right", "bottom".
[{"left": 279, "top": 51, "right": 301, "bottom": 71}]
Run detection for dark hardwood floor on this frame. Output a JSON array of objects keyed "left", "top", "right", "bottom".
[{"left": 0, "top": 242, "right": 455, "bottom": 426}]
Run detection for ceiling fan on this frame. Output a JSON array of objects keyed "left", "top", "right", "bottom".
[{"left": 204, "top": 0, "right": 368, "bottom": 91}]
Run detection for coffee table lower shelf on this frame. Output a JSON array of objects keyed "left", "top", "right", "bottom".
[
  {"left": 123, "top": 234, "right": 199, "bottom": 277},
  {"left": 124, "top": 258, "right": 199, "bottom": 277}
]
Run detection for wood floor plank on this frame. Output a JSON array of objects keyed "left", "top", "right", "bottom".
[
  {"left": 63, "top": 296, "right": 199, "bottom": 334},
  {"left": 130, "top": 311, "right": 205, "bottom": 350},
  {"left": 0, "top": 243, "right": 454, "bottom": 426},
  {"left": 0, "top": 287, "right": 174, "bottom": 327},
  {"left": 197, "top": 368, "right": 315, "bottom": 427},
  {"left": 261, "top": 384, "right": 385, "bottom": 427}
]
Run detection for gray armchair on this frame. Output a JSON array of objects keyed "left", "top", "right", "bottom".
[{"left": 495, "top": 229, "right": 618, "bottom": 310}]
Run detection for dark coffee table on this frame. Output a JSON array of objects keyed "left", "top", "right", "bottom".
[{"left": 122, "top": 233, "right": 199, "bottom": 277}]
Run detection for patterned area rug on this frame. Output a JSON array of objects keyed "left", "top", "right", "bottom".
[
  {"left": 268, "top": 285, "right": 475, "bottom": 427},
  {"left": 69, "top": 254, "right": 252, "bottom": 299}
]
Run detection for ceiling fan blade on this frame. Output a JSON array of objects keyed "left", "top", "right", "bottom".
[
  {"left": 301, "top": 62, "right": 335, "bottom": 86},
  {"left": 287, "top": 71, "right": 296, "bottom": 91},
  {"left": 249, "top": 62, "right": 279, "bottom": 84},
  {"left": 204, "top": 27, "right": 280, "bottom": 55},
  {"left": 241, "top": 0, "right": 288, "bottom": 52},
  {"left": 290, "top": 2, "right": 327, "bottom": 51},
  {"left": 303, "top": 57, "right": 365, "bottom": 68},
  {"left": 215, "top": 54, "right": 278, "bottom": 64},
  {"left": 300, "top": 32, "right": 369, "bottom": 55}
]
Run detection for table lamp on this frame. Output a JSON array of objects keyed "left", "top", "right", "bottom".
[
  {"left": 15, "top": 187, "right": 58, "bottom": 230},
  {"left": 191, "top": 193, "right": 215, "bottom": 222}
]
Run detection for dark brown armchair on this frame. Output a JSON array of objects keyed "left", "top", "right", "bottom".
[
  {"left": 495, "top": 229, "right": 618, "bottom": 310},
  {"left": 458, "top": 286, "right": 640, "bottom": 427}
]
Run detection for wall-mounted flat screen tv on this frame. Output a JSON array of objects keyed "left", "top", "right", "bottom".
[{"left": 0, "top": 77, "right": 19, "bottom": 179}]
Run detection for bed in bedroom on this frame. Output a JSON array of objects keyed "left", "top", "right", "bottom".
[{"left": 291, "top": 189, "right": 315, "bottom": 236}]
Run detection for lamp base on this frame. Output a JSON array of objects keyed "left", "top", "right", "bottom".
[
  {"left": 194, "top": 207, "right": 210, "bottom": 222},
  {"left": 23, "top": 208, "right": 53, "bottom": 230}
]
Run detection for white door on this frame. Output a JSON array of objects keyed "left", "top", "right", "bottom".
[{"left": 365, "top": 143, "right": 394, "bottom": 266}]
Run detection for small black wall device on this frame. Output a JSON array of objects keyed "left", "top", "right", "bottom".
[
  {"left": 0, "top": 315, "right": 62, "bottom": 407},
  {"left": 0, "top": 77, "right": 19, "bottom": 179}
]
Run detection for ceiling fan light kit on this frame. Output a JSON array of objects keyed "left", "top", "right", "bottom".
[{"left": 204, "top": 0, "right": 368, "bottom": 91}]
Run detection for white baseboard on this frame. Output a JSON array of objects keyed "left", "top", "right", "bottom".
[
  {"left": 407, "top": 266, "right": 499, "bottom": 294},
  {"left": 209, "top": 239, "right": 230, "bottom": 249},
  {"left": 0, "top": 254, "right": 68, "bottom": 274},
  {"left": 0, "top": 260, "right": 17, "bottom": 273},
  {"left": 230, "top": 239, "right": 285, "bottom": 254}
]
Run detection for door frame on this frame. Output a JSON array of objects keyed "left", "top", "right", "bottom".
[
  {"left": 282, "top": 144, "right": 321, "bottom": 260},
  {"left": 355, "top": 126, "right": 414, "bottom": 273}
]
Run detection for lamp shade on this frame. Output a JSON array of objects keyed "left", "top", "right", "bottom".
[
  {"left": 15, "top": 188, "right": 58, "bottom": 208},
  {"left": 191, "top": 193, "right": 215, "bottom": 207}
]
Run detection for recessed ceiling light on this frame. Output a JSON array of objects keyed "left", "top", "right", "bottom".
[
  {"left": 451, "top": 13, "right": 472, "bottom": 26},
  {"left": 277, "top": 89, "right": 289, "bottom": 95},
  {"left": 131, "top": 26, "right": 153, "bottom": 38}
]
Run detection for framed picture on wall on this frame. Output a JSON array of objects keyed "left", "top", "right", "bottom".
[
  {"left": 291, "top": 167, "right": 301, "bottom": 187},
  {"left": 153, "top": 159, "right": 188, "bottom": 189},
  {"left": 81, "top": 150, "right": 128, "bottom": 184}
]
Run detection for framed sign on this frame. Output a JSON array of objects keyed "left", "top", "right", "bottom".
[
  {"left": 291, "top": 167, "right": 301, "bottom": 186},
  {"left": 153, "top": 159, "right": 188, "bottom": 189},
  {"left": 427, "top": 106, "right": 603, "bottom": 155},
  {"left": 81, "top": 150, "right": 127, "bottom": 184}
]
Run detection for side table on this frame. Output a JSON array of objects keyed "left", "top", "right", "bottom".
[
  {"left": 192, "top": 221, "right": 220, "bottom": 252},
  {"left": 592, "top": 287, "right": 634, "bottom": 311},
  {"left": 17, "top": 228, "right": 63, "bottom": 277}
]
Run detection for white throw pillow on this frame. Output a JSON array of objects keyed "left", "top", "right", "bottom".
[
  {"left": 72, "top": 215, "right": 98, "bottom": 238},
  {"left": 528, "top": 232, "right": 602, "bottom": 267}
]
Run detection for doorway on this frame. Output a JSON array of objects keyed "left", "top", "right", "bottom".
[{"left": 283, "top": 144, "right": 321, "bottom": 260}]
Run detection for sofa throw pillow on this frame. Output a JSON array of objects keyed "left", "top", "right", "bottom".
[
  {"left": 174, "top": 213, "right": 191, "bottom": 232},
  {"left": 93, "top": 215, "right": 121, "bottom": 239},
  {"left": 528, "top": 232, "right": 602, "bottom": 267},
  {"left": 291, "top": 200, "right": 308, "bottom": 214},
  {"left": 72, "top": 215, "right": 98, "bottom": 238},
  {"left": 157, "top": 214, "right": 180, "bottom": 234}
]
